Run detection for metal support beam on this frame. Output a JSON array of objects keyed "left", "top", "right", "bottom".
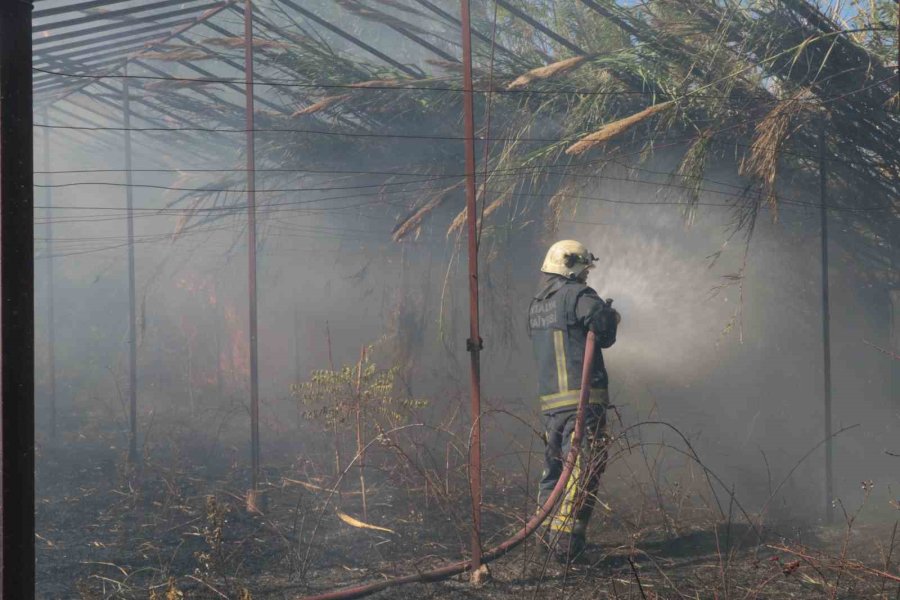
[
  {"left": 244, "top": 0, "right": 262, "bottom": 508},
  {"left": 276, "top": 0, "right": 421, "bottom": 77},
  {"left": 123, "top": 68, "right": 139, "bottom": 464},
  {"left": 33, "top": 0, "right": 215, "bottom": 33},
  {"left": 819, "top": 120, "right": 834, "bottom": 524},
  {"left": 495, "top": 0, "right": 587, "bottom": 54},
  {"left": 411, "top": 0, "right": 525, "bottom": 66},
  {"left": 42, "top": 109, "right": 58, "bottom": 442},
  {"left": 1, "top": 1, "right": 36, "bottom": 597},
  {"left": 459, "top": 0, "right": 484, "bottom": 574},
  {"left": 33, "top": 15, "right": 194, "bottom": 52},
  {"left": 37, "top": 1, "right": 238, "bottom": 109}
]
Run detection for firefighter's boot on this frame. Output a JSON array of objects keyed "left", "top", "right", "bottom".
[
  {"left": 570, "top": 517, "right": 589, "bottom": 557},
  {"left": 554, "top": 518, "right": 588, "bottom": 563}
]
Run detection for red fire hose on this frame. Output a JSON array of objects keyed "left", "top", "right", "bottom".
[{"left": 297, "top": 332, "right": 599, "bottom": 600}]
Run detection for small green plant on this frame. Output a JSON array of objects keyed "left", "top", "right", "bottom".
[
  {"left": 291, "top": 349, "right": 426, "bottom": 432},
  {"left": 291, "top": 347, "right": 427, "bottom": 518}
]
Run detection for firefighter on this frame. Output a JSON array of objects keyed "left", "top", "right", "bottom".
[{"left": 528, "top": 239, "right": 619, "bottom": 561}]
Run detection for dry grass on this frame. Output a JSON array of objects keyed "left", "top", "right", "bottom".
[
  {"left": 144, "top": 80, "right": 222, "bottom": 91},
  {"left": 445, "top": 188, "right": 513, "bottom": 237},
  {"left": 739, "top": 90, "right": 814, "bottom": 212},
  {"left": 141, "top": 48, "right": 216, "bottom": 62},
  {"left": 392, "top": 182, "right": 462, "bottom": 241},
  {"left": 206, "top": 36, "right": 292, "bottom": 51},
  {"left": 506, "top": 56, "right": 590, "bottom": 90},
  {"left": 334, "top": 0, "right": 430, "bottom": 35},
  {"left": 549, "top": 180, "right": 580, "bottom": 228},
  {"left": 349, "top": 79, "right": 408, "bottom": 89},
  {"left": 565, "top": 101, "right": 675, "bottom": 156}
]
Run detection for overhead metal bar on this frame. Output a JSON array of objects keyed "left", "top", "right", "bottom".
[
  {"left": 34, "top": 0, "right": 140, "bottom": 19},
  {"left": 34, "top": 32, "right": 190, "bottom": 72},
  {"left": 33, "top": 12, "right": 194, "bottom": 47},
  {"left": 275, "top": 0, "right": 421, "bottom": 78},
  {"left": 35, "top": 1, "right": 238, "bottom": 113},
  {"left": 494, "top": 0, "right": 587, "bottom": 55},
  {"left": 34, "top": 0, "right": 215, "bottom": 33},
  {"left": 33, "top": 16, "right": 194, "bottom": 54},
  {"left": 128, "top": 61, "right": 249, "bottom": 123},
  {"left": 411, "top": 0, "right": 525, "bottom": 66},
  {"left": 170, "top": 25, "right": 290, "bottom": 114}
]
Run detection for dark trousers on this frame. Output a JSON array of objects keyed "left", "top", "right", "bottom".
[{"left": 539, "top": 403, "right": 608, "bottom": 534}]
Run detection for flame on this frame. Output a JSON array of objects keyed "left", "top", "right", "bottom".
[
  {"left": 176, "top": 272, "right": 218, "bottom": 305},
  {"left": 222, "top": 305, "right": 250, "bottom": 381}
]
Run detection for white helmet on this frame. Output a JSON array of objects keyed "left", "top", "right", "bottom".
[{"left": 541, "top": 239, "right": 597, "bottom": 279}]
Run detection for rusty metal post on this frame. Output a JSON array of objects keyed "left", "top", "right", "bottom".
[
  {"left": 42, "top": 107, "right": 58, "bottom": 442},
  {"left": 244, "top": 0, "right": 262, "bottom": 508},
  {"left": 459, "top": 0, "right": 484, "bottom": 574},
  {"left": 819, "top": 119, "right": 834, "bottom": 524},
  {"left": 123, "top": 64, "right": 139, "bottom": 464},
  {"left": 1, "top": 0, "right": 36, "bottom": 596}
]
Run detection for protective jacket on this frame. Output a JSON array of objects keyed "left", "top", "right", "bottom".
[{"left": 528, "top": 275, "right": 617, "bottom": 414}]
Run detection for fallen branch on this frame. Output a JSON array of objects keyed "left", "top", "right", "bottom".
[{"left": 767, "top": 544, "right": 900, "bottom": 584}]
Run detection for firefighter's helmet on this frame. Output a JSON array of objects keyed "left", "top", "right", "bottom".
[{"left": 541, "top": 240, "right": 597, "bottom": 279}]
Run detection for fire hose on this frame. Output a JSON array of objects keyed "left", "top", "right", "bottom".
[{"left": 297, "top": 332, "right": 598, "bottom": 600}]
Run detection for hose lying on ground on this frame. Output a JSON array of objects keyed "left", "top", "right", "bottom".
[{"left": 297, "top": 332, "right": 598, "bottom": 600}]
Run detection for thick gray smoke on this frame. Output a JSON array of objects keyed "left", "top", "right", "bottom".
[
  {"left": 35, "top": 105, "right": 897, "bottom": 531},
  {"left": 565, "top": 162, "right": 898, "bottom": 517}
]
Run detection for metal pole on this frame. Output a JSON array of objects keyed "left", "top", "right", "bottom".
[
  {"left": 42, "top": 108, "right": 58, "bottom": 442},
  {"left": 244, "top": 0, "right": 261, "bottom": 500},
  {"left": 295, "top": 307, "right": 301, "bottom": 386},
  {"left": 459, "top": 0, "right": 484, "bottom": 573},
  {"left": 1, "top": 0, "right": 36, "bottom": 596},
  {"left": 123, "top": 64, "right": 139, "bottom": 464},
  {"left": 819, "top": 119, "right": 834, "bottom": 524}
]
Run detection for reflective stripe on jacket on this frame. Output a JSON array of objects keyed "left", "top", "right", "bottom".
[{"left": 528, "top": 276, "right": 609, "bottom": 413}]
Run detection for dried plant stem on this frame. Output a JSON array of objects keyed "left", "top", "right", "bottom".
[
  {"left": 354, "top": 345, "right": 368, "bottom": 520},
  {"left": 506, "top": 55, "right": 590, "bottom": 90},
  {"left": 768, "top": 544, "right": 900, "bottom": 585},
  {"left": 292, "top": 95, "right": 349, "bottom": 117},
  {"left": 880, "top": 521, "right": 898, "bottom": 598},
  {"left": 324, "top": 322, "right": 343, "bottom": 504},
  {"left": 565, "top": 102, "right": 675, "bottom": 156}
]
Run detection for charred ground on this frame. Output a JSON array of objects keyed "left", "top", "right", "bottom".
[{"left": 36, "top": 404, "right": 900, "bottom": 600}]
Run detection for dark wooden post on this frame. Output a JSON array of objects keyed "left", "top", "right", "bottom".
[{"left": 1, "top": 0, "right": 36, "bottom": 596}]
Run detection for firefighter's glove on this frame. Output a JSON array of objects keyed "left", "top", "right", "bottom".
[{"left": 587, "top": 300, "right": 619, "bottom": 348}]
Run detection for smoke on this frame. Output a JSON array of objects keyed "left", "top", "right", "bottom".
[
  {"left": 560, "top": 162, "right": 900, "bottom": 517},
  {"left": 34, "top": 91, "right": 897, "bottom": 530}
]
